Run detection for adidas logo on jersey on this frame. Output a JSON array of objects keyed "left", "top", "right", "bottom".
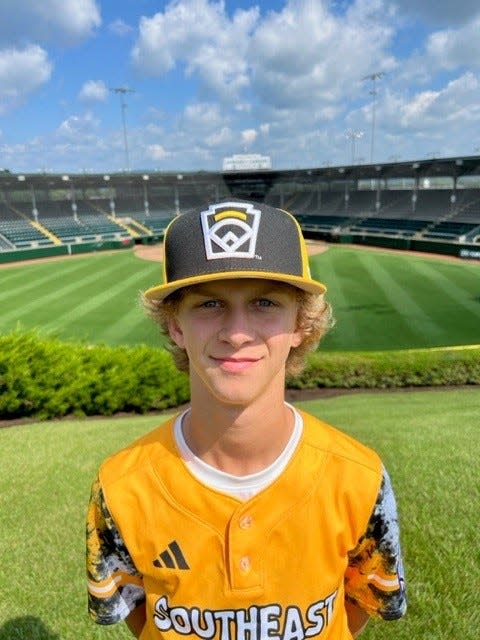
[{"left": 153, "top": 540, "right": 189, "bottom": 570}]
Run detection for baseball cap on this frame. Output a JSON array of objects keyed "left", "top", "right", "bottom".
[{"left": 144, "top": 200, "right": 327, "bottom": 301}]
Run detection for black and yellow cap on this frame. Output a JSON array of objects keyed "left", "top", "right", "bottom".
[{"left": 144, "top": 200, "right": 326, "bottom": 301}]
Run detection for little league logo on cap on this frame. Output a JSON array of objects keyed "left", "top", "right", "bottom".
[
  {"left": 201, "top": 202, "right": 261, "bottom": 259},
  {"left": 144, "top": 200, "right": 327, "bottom": 301}
]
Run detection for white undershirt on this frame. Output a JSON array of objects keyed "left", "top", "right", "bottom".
[{"left": 173, "top": 404, "right": 303, "bottom": 501}]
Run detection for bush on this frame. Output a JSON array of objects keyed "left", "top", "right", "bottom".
[
  {"left": 289, "top": 347, "right": 480, "bottom": 389},
  {"left": 0, "top": 330, "right": 189, "bottom": 420},
  {"left": 1, "top": 330, "right": 479, "bottom": 420}
]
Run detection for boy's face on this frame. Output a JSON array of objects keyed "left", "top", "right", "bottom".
[{"left": 168, "top": 279, "right": 304, "bottom": 407}]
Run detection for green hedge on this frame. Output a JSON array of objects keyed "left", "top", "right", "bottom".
[
  {"left": 289, "top": 347, "right": 480, "bottom": 389},
  {"left": 0, "top": 330, "right": 189, "bottom": 420},
  {"left": 1, "top": 330, "right": 479, "bottom": 420}
]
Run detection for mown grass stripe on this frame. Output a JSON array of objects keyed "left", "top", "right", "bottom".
[
  {"left": 309, "top": 251, "right": 360, "bottom": 347},
  {"left": 96, "top": 301, "right": 156, "bottom": 345},
  {"left": 0, "top": 256, "right": 135, "bottom": 326},
  {"left": 356, "top": 251, "right": 449, "bottom": 343},
  {"left": 410, "top": 259, "right": 480, "bottom": 316},
  {"left": 0, "top": 258, "right": 98, "bottom": 304},
  {"left": 325, "top": 250, "right": 422, "bottom": 349},
  {"left": 1, "top": 246, "right": 478, "bottom": 352},
  {"left": 39, "top": 265, "right": 157, "bottom": 334}
]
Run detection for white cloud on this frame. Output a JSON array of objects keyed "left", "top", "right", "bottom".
[
  {"left": 250, "top": 0, "right": 396, "bottom": 110},
  {"left": 0, "top": 0, "right": 101, "bottom": 46},
  {"left": 180, "top": 102, "right": 227, "bottom": 132},
  {"left": 108, "top": 18, "right": 133, "bottom": 36},
  {"left": 426, "top": 17, "right": 480, "bottom": 70},
  {"left": 382, "top": 72, "right": 480, "bottom": 130},
  {"left": 0, "top": 45, "right": 52, "bottom": 115},
  {"left": 4, "top": 0, "right": 480, "bottom": 172},
  {"left": 357, "top": 71, "right": 480, "bottom": 163},
  {"left": 79, "top": 80, "right": 108, "bottom": 102},
  {"left": 205, "top": 127, "right": 233, "bottom": 148},
  {"left": 147, "top": 144, "right": 170, "bottom": 160},
  {"left": 131, "top": 0, "right": 259, "bottom": 100},
  {"left": 56, "top": 112, "right": 99, "bottom": 140}
]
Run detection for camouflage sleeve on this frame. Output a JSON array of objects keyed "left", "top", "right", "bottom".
[
  {"left": 344, "top": 466, "right": 407, "bottom": 620},
  {"left": 86, "top": 476, "right": 145, "bottom": 625}
]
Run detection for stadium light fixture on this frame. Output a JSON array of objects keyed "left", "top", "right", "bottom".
[
  {"left": 345, "top": 129, "right": 364, "bottom": 164},
  {"left": 110, "top": 86, "right": 135, "bottom": 172},
  {"left": 362, "top": 71, "right": 385, "bottom": 163}
]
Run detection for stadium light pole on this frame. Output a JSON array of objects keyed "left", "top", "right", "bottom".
[
  {"left": 362, "top": 71, "right": 385, "bottom": 163},
  {"left": 110, "top": 86, "right": 135, "bottom": 172},
  {"left": 345, "top": 129, "right": 364, "bottom": 164}
]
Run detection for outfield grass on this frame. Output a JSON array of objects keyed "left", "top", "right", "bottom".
[
  {"left": 0, "top": 245, "right": 479, "bottom": 351},
  {"left": 0, "top": 388, "right": 478, "bottom": 639},
  {"left": 312, "top": 246, "right": 480, "bottom": 351}
]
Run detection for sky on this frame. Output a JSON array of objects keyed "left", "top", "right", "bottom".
[{"left": 1, "top": 0, "right": 480, "bottom": 174}]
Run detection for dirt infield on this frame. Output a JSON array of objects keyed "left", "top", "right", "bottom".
[{"left": 133, "top": 239, "right": 329, "bottom": 263}]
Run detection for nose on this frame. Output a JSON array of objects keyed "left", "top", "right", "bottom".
[{"left": 218, "top": 307, "right": 255, "bottom": 347}]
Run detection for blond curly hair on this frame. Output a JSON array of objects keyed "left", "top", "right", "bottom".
[{"left": 142, "top": 284, "right": 334, "bottom": 377}]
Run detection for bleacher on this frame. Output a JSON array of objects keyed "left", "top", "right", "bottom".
[
  {"left": 451, "top": 189, "right": 480, "bottom": 221},
  {"left": 290, "top": 184, "right": 480, "bottom": 245},
  {"left": 296, "top": 214, "right": 350, "bottom": 231},
  {"left": 130, "top": 213, "right": 172, "bottom": 235},
  {"left": 348, "top": 217, "right": 428, "bottom": 237},
  {"left": 78, "top": 215, "right": 130, "bottom": 239},
  {"left": 374, "top": 191, "right": 414, "bottom": 218},
  {"left": 39, "top": 214, "right": 130, "bottom": 244},
  {"left": 30, "top": 199, "right": 73, "bottom": 218},
  {"left": 0, "top": 235, "right": 13, "bottom": 250},
  {"left": 346, "top": 190, "right": 377, "bottom": 216},
  {"left": 2, "top": 162, "right": 480, "bottom": 256},
  {"left": 112, "top": 197, "right": 144, "bottom": 217},
  {"left": 0, "top": 219, "right": 54, "bottom": 248},
  {"left": 422, "top": 221, "right": 480, "bottom": 241}
]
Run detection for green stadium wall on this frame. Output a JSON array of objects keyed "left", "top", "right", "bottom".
[
  {"left": 333, "top": 234, "right": 480, "bottom": 259},
  {"left": 0, "top": 239, "right": 134, "bottom": 264}
]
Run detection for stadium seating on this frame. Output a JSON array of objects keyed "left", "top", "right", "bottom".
[
  {"left": 0, "top": 219, "right": 54, "bottom": 247},
  {"left": 40, "top": 214, "right": 130, "bottom": 243},
  {"left": 0, "top": 234, "right": 14, "bottom": 250},
  {"left": 2, "top": 171, "right": 480, "bottom": 255},
  {"left": 348, "top": 217, "right": 428, "bottom": 237},
  {"left": 129, "top": 212, "right": 173, "bottom": 236},
  {"left": 422, "top": 221, "right": 479, "bottom": 241}
]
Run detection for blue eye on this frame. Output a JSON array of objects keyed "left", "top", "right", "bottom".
[
  {"left": 201, "top": 299, "right": 220, "bottom": 308},
  {"left": 256, "top": 298, "right": 275, "bottom": 308}
]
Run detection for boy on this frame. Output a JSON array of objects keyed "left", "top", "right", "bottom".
[{"left": 86, "top": 200, "right": 406, "bottom": 639}]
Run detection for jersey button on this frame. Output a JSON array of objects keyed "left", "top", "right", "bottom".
[
  {"left": 239, "top": 556, "right": 251, "bottom": 572},
  {"left": 239, "top": 515, "right": 253, "bottom": 529}
]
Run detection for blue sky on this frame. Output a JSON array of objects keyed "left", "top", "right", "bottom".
[{"left": 1, "top": 0, "right": 480, "bottom": 173}]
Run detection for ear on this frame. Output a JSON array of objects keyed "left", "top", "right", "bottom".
[
  {"left": 168, "top": 316, "right": 185, "bottom": 349},
  {"left": 291, "top": 326, "right": 304, "bottom": 349}
]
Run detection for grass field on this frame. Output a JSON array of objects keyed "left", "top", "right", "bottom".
[
  {"left": 0, "top": 388, "right": 478, "bottom": 639},
  {"left": 0, "top": 245, "right": 479, "bottom": 351}
]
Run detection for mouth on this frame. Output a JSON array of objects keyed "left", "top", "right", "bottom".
[{"left": 211, "top": 356, "right": 260, "bottom": 372}]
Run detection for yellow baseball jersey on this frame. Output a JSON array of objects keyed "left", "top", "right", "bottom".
[{"left": 86, "top": 410, "right": 406, "bottom": 639}]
